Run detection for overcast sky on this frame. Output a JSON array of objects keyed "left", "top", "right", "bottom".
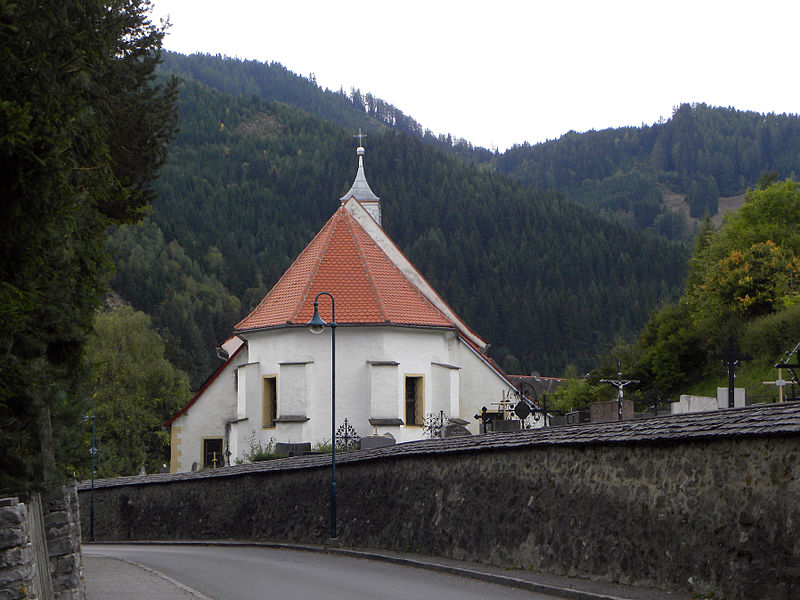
[{"left": 149, "top": 0, "right": 799, "bottom": 151}]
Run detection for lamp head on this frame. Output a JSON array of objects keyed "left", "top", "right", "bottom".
[{"left": 307, "top": 301, "right": 327, "bottom": 334}]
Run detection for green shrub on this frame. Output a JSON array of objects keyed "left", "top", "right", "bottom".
[
  {"left": 238, "top": 431, "right": 280, "bottom": 463},
  {"left": 742, "top": 304, "right": 800, "bottom": 359}
]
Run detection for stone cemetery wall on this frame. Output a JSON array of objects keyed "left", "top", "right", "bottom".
[
  {"left": 1, "top": 485, "right": 85, "bottom": 600},
  {"left": 78, "top": 403, "right": 800, "bottom": 600}
]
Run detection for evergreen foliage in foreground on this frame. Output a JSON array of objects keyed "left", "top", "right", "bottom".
[{"left": 0, "top": 0, "right": 177, "bottom": 492}]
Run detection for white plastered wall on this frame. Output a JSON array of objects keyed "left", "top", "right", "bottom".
[
  {"left": 230, "top": 324, "right": 515, "bottom": 456},
  {"left": 172, "top": 325, "right": 518, "bottom": 470},
  {"left": 170, "top": 346, "right": 247, "bottom": 473}
]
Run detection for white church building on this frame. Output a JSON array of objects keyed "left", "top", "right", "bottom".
[{"left": 166, "top": 145, "right": 523, "bottom": 472}]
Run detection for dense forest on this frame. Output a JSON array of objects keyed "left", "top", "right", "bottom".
[
  {"left": 159, "top": 52, "right": 494, "bottom": 164},
  {"left": 160, "top": 53, "right": 800, "bottom": 242},
  {"left": 495, "top": 104, "right": 800, "bottom": 237},
  {"left": 109, "top": 69, "right": 689, "bottom": 388}
]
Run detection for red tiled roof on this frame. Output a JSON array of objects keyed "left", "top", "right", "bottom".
[{"left": 235, "top": 206, "right": 455, "bottom": 331}]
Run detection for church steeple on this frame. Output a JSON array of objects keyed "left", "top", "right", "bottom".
[{"left": 340, "top": 131, "right": 381, "bottom": 225}]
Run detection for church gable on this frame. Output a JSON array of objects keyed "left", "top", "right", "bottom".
[{"left": 235, "top": 202, "right": 454, "bottom": 332}]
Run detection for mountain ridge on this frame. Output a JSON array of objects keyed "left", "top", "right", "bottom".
[{"left": 160, "top": 52, "right": 800, "bottom": 243}]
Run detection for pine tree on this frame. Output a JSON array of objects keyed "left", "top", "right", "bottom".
[{"left": 0, "top": 0, "right": 177, "bottom": 492}]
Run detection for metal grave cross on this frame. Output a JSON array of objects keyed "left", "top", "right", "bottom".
[
  {"left": 514, "top": 379, "right": 547, "bottom": 426},
  {"left": 423, "top": 410, "right": 447, "bottom": 439},
  {"left": 599, "top": 359, "right": 639, "bottom": 420},
  {"left": 335, "top": 418, "right": 360, "bottom": 451},
  {"left": 711, "top": 338, "right": 752, "bottom": 408},
  {"left": 645, "top": 384, "right": 666, "bottom": 416}
]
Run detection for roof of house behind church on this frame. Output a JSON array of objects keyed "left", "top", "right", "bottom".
[{"left": 234, "top": 204, "right": 455, "bottom": 331}]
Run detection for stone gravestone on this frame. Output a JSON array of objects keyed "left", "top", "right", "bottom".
[
  {"left": 565, "top": 409, "right": 590, "bottom": 425},
  {"left": 488, "top": 419, "right": 522, "bottom": 432},
  {"left": 589, "top": 399, "right": 634, "bottom": 423},
  {"left": 442, "top": 423, "right": 471, "bottom": 438},
  {"left": 716, "top": 387, "right": 746, "bottom": 408},
  {"left": 275, "top": 442, "right": 312, "bottom": 457},
  {"left": 671, "top": 395, "right": 717, "bottom": 415},
  {"left": 360, "top": 432, "right": 396, "bottom": 450}
]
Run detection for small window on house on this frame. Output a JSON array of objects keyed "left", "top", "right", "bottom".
[
  {"left": 405, "top": 376, "right": 424, "bottom": 426},
  {"left": 203, "top": 438, "right": 224, "bottom": 469},
  {"left": 263, "top": 376, "right": 277, "bottom": 428}
]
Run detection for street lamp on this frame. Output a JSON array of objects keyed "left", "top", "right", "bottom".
[
  {"left": 307, "top": 291, "right": 337, "bottom": 539},
  {"left": 82, "top": 396, "right": 98, "bottom": 541}
]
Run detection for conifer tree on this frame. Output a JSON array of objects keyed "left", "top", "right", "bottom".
[{"left": 0, "top": 0, "right": 177, "bottom": 492}]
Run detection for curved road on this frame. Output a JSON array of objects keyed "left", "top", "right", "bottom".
[{"left": 83, "top": 544, "right": 563, "bottom": 600}]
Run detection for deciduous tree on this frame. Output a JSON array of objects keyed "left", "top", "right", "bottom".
[{"left": 85, "top": 306, "right": 190, "bottom": 477}]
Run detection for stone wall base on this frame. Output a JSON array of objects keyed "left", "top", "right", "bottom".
[{"left": 1, "top": 485, "right": 86, "bottom": 600}]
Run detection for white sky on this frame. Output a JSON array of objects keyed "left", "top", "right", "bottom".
[{"left": 149, "top": 0, "right": 799, "bottom": 151}]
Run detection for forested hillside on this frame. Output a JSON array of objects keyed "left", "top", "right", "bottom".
[
  {"left": 159, "top": 52, "right": 493, "bottom": 164},
  {"left": 161, "top": 54, "right": 800, "bottom": 243},
  {"left": 556, "top": 178, "right": 800, "bottom": 412},
  {"left": 110, "top": 72, "right": 688, "bottom": 387},
  {"left": 495, "top": 104, "right": 800, "bottom": 238}
]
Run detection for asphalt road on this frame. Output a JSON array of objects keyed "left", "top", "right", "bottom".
[{"left": 83, "top": 544, "right": 564, "bottom": 600}]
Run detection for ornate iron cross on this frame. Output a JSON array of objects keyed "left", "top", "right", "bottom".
[{"left": 335, "top": 418, "right": 360, "bottom": 451}]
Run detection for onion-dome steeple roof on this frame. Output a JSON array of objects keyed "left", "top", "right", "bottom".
[{"left": 340, "top": 145, "right": 379, "bottom": 203}]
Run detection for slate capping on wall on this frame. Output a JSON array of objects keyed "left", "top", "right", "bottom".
[{"left": 77, "top": 401, "right": 800, "bottom": 490}]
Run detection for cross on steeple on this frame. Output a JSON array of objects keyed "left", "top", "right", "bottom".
[{"left": 354, "top": 128, "right": 367, "bottom": 147}]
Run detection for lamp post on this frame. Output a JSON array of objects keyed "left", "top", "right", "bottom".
[
  {"left": 307, "top": 291, "right": 337, "bottom": 539},
  {"left": 83, "top": 396, "right": 97, "bottom": 541}
]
